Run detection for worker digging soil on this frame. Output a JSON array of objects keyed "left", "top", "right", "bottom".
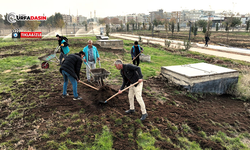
[
  {"left": 114, "top": 59, "right": 148, "bottom": 121},
  {"left": 59, "top": 51, "right": 85, "bottom": 100}
]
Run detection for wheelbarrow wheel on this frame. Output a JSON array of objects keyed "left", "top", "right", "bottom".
[{"left": 41, "top": 62, "right": 49, "bottom": 69}]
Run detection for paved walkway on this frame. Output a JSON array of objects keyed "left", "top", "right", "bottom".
[{"left": 111, "top": 33, "right": 250, "bottom": 63}]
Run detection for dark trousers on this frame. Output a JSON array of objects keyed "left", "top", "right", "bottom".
[
  {"left": 133, "top": 57, "right": 140, "bottom": 66},
  {"left": 205, "top": 41, "right": 208, "bottom": 46}
]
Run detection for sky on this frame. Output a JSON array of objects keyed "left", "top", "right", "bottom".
[{"left": 1, "top": 0, "right": 249, "bottom": 18}]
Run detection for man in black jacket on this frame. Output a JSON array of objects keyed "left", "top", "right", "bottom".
[
  {"left": 59, "top": 51, "right": 85, "bottom": 100},
  {"left": 114, "top": 59, "right": 148, "bottom": 121},
  {"left": 205, "top": 35, "right": 210, "bottom": 47}
]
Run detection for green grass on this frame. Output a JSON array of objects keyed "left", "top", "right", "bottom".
[
  {"left": 137, "top": 131, "right": 159, "bottom": 150},
  {"left": 209, "top": 131, "right": 249, "bottom": 150},
  {"left": 41, "top": 133, "right": 50, "bottom": 139},
  {"left": 177, "top": 137, "right": 202, "bottom": 150},
  {"left": 71, "top": 114, "right": 80, "bottom": 119},
  {"left": 46, "top": 125, "right": 113, "bottom": 150},
  {"left": 181, "top": 124, "right": 193, "bottom": 134},
  {"left": 115, "top": 118, "right": 122, "bottom": 125},
  {"left": 121, "top": 39, "right": 203, "bottom": 79},
  {"left": 6, "top": 110, "right": 23, "bottom": 119},
  {"left": 60, "top": 127, "right": 72, "bottom": 138},
  {"left": 86, "top": 125, "right": 113, "bottom": 150},
  {"left": 0, "top": 38, "right": 22, "bottom": 48},
  {"left": 150, "top": 126, "right": 161, "bottom": 137},
  {"left": 0, "top": 56, "right": 40, "bottom": 92}
]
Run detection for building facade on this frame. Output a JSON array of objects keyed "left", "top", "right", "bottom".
[
  {"left": 77, "top": 15, "right": 87, "bottom": 24},
  {"left": 62, "top": 14, "right": 72, "bottom": 25},
  {"left": 149, "top": 9, "right": 164, "bottom": 22}
]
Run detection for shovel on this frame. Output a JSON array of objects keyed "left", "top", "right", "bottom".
[
  {"left": 99, "top": 81, "right": 139, "bottom": 104},
  {"left": 79, "top": 80, "right": 99, "bottom": 90},
  {"left": 131, "top": 52, "right": 142, "bottom": 63}
]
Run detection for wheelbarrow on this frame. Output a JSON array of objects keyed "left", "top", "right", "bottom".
[
  {"left": 38, "top": 46, "right": 60, "bottom": 69},
  {"left": 86, "top": 61, "right": 110, "bottom": 87}
]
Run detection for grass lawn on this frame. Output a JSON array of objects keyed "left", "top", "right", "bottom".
[{"left": 1, "top": 36, "right": 250, "bottom": 149}]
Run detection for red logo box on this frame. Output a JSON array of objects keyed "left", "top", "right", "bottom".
[{"left": 20, "top": 32, "right": 42, "bottom": 38}]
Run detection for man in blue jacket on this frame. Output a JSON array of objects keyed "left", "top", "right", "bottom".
[
  {"left": 56, "top": 34, "right": 70, "bottom": 65},
  {"left": 83, "top": 40, "right": 100, "bottom": 82},
  {"left": 131, "top": 41, "right": 144, "bottom": 66},
  {"left": 115, "top": 59, "right": 148, "bottom": 121},
  {"left": 60, "top": 51, "right": 85, "bottom": 100}
]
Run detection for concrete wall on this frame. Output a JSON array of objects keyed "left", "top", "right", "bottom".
[
  {"left": 96, "top": 40, "right": 123, "bottom": 49},
  {"left": 161, "top": 64, "right": 239, "bottom": 94},
  {"left": 188, "top": 77, "right": 238, "bottom": 94}
]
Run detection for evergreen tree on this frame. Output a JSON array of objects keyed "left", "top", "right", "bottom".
[
  {"left": 246, "top": 20, "right": 250, "bottom": 32},
  {"left": 171, "top": 22, "right": 174, "bottom": 36},
  {"left": 202, "top": 26, "right": 207, "bottom": 33},
  {"left": 216, "top": 23, "right": 219, "bottom": 31},
  {"left": 177, "top": 22, "right": 180, "bottom": 32},
  {"left": 194, "top": 22, "right": 198, "bottom": 37}
]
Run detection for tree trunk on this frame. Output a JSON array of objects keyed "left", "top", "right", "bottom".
[{"left": 227, "top": 30, "right": 229, "bottom": 44}]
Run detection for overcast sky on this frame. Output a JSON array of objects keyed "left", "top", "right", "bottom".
[{"left": 1, "top": 0, "right": 249, "bottom": 18}]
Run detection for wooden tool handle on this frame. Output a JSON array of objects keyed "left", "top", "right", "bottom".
[
  {"left": 132, "top": 52, "right": 142, "bottom": 62},
  {"left": 79, "top": 81, "right": 99, "bottom": 90},
  {"left": 132, "top": 52, "right": 141, "bottom": 62},
  {"left": 105, "top": 81, "right": 139, "bottom": 102}
]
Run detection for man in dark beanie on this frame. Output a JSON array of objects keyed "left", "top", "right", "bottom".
[
  {"left": 56, "top": 34, "right": 70, "bottom": 65},
  {"left": 59, "top": 51, "right": 85, "bottom": 100},
  {"left": 130, "top": 41, "right": 144, "bottom": 66}
]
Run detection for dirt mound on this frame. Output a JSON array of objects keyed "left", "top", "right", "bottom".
[
  {"left": 0, "top": 48, "right": 53, "bottom": 58},
  {"left": 91, "top": 85, "right": 117, "bottom": 104},
  {"left": 29, "top": 65, "right": 39, "bottom": 69},
  {"left": 27, "top": 69, "right": 43, "bottom": 73},
  {"left": 0, "top": 44, "right": 27, "bottom": 52}
]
